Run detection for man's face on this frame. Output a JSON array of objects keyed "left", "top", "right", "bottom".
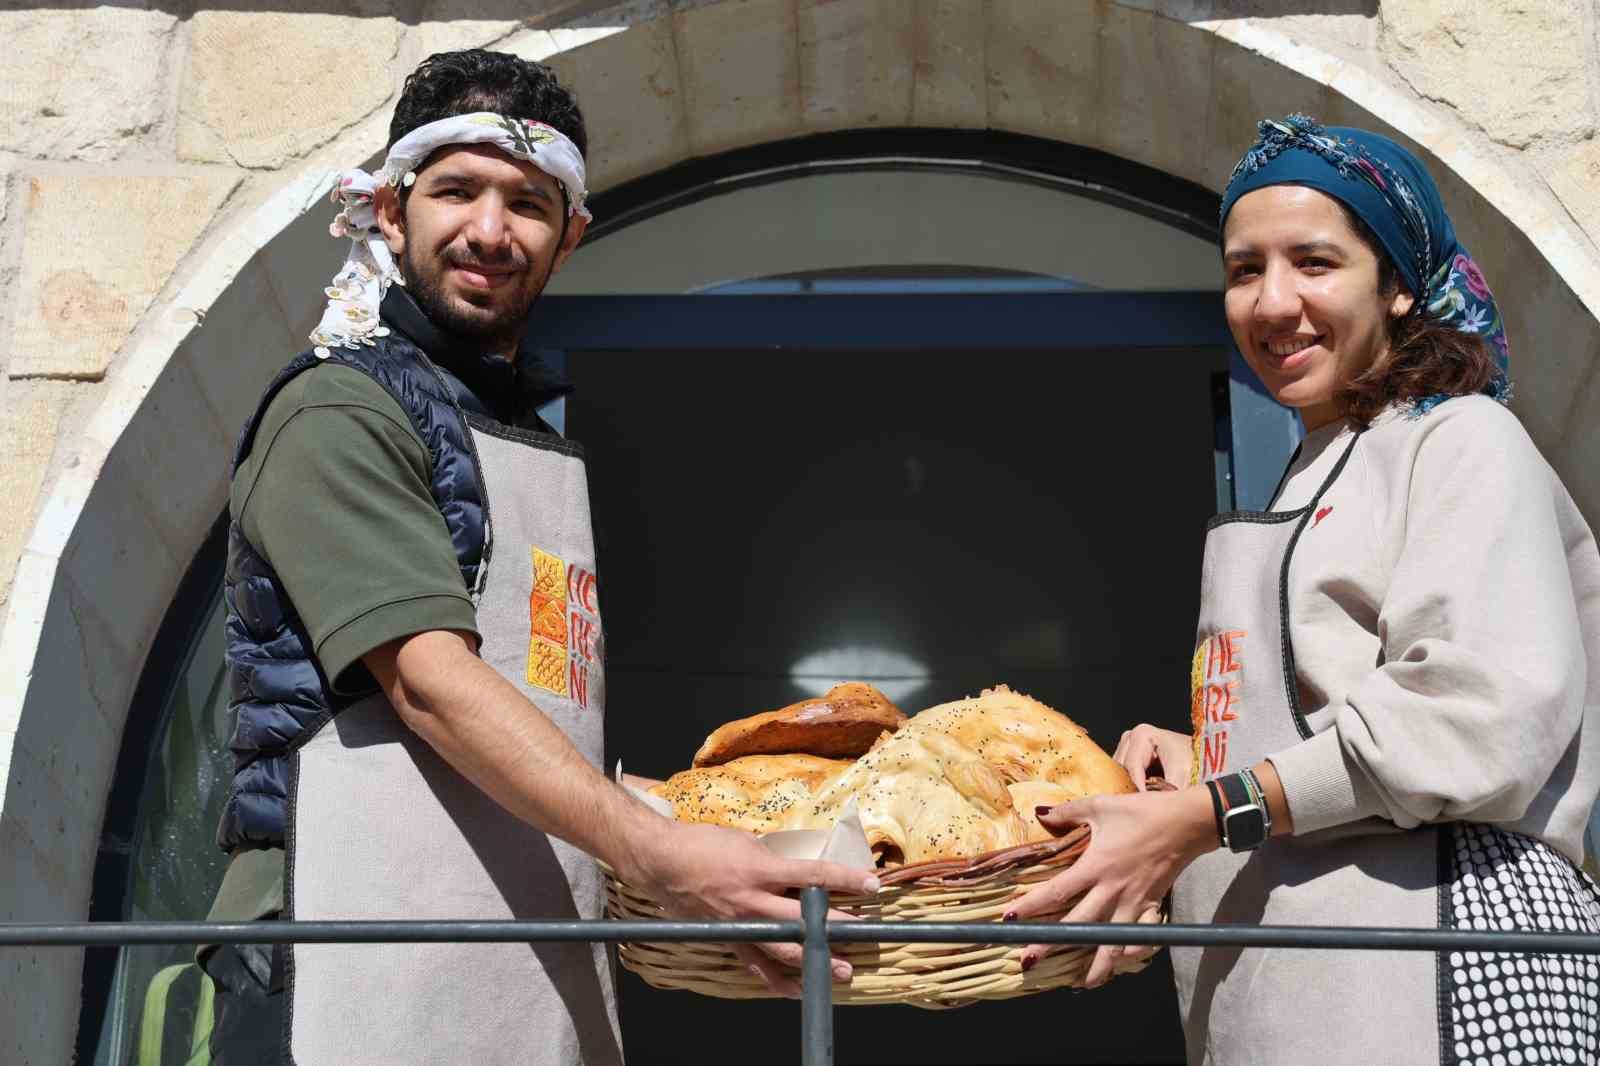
[{"left": 377, "top": 143, "right": 585, "bottom": 350}]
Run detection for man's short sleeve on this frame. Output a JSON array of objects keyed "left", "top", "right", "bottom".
[{"left": 232, "top": 364, "right": 480, "bottom": 692}]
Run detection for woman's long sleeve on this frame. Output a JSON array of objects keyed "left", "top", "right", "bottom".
[{"left": 1268, "top": 401, "right": 1590, "bottom": 837}]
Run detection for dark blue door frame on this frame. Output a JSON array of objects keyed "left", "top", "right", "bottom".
[{"left": 529, "top": 292, "right": 1301, "bottom": 510}]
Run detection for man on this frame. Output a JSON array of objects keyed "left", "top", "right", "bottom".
[{"left": 201, "top": 49, "right": 875, "bottom": 1065}]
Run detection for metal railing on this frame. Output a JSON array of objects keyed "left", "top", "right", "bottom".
[{"left": 10, "top": 888, "right": 1600, "bottom": 1066}]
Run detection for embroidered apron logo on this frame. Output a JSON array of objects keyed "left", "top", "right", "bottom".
[
  {"left": 527, "top": 546, "right": 601, "bottom": 709},
  {"left": 1191, "top": 629, "right": 1247, "bottom": 778}
]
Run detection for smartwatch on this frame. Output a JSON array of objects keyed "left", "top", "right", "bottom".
[{"left": 1215, "top": 772, "right": 1269, "bottom": 853}]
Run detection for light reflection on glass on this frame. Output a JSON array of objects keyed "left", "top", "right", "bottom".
[{"left": 788, "top": 646, "right": 930, "bottom": 708}]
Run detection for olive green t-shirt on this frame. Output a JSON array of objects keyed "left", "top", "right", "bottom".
[
  {"left": 208, "top": 362, "right": 480, "bottom": 926},
  {"left": 232, "top": 362, "right": 480, "bottom": 691}
]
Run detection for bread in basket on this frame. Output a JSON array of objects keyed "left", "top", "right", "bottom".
[{"left": 605, "top": 684, "right": 1162, "bottom": 1008}]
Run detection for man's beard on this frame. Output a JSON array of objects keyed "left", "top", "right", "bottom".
[{"left": 401, "top": 244, "right": 547, "bottom": 351}]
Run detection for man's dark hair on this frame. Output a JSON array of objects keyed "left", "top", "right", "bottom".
[{"left": 389, "top": 49, "right": 587, "bottom": 159}]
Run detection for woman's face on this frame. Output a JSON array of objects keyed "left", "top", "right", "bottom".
[{"left": 1222, "top": 185, "right": 1413, "bottom": 430}]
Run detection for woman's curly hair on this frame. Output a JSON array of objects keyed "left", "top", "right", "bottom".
[
  {"left": 389, "top": 49, "right": 587, "bottom": 159},
  {"left": 1336, "top": 205, "right": 1500, "bottom": 424}
]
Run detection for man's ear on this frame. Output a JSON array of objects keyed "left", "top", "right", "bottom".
[
  {"left": 548, "top": 213, "right": 588, "bottom": 277},
  {"left": 1390, "top": 286, "right": 1416, "bottom": 319},
  {"left": 374, "top": 183, "right": 406, "bottom": 259}
]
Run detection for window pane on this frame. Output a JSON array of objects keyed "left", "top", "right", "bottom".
[{"left": 90, "top": 589, "right": 232, "bottom": 1065}]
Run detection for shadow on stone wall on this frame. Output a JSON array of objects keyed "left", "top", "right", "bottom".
[
  {"left": 5, "top": 0, "right": 610, "bottom": 21},
  {"left": 12, "top": 0, "right": 1376, "bottom": 22}
]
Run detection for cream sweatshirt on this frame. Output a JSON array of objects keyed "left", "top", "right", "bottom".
[{"left": 1263, "top": 396, "right": 1600, "bottom": 862}]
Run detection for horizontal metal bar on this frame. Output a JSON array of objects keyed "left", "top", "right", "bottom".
[
  {"left": 6, "top": 919, "right": 1600, "bottom": 954},
  {"left": 0, "top": 920, "right": 801, "bottom": 947},
  {"left": 832, "top": 922, "right": 1600, "bottom": 955}
]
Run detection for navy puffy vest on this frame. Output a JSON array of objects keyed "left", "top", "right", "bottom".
[{"left": 215, "top": 334, "right": 490, "bottom": 851}]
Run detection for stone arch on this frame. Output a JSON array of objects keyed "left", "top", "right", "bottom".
[{"left": 5, "top": 2, "right": 1599, "bottom": 1059}]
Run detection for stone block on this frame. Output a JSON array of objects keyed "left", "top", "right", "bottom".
[
  {"left": 986, "top": 0, "right": 1102, "bottom": 146},
  {"left": 0, "top": 158, "right": 13, "bottom": 247},
  {"left": 182, "top": 259, "right": 300, "bottom": 443},
  {"left": 799, "top": 0, "right": 915, "bottom": 132},
  {"left": 490, "top": 28, "right": 564, "bottom": 67},
  {"left": 8, "top": 172, "right": 241, "bottom": 382},
  {"left": 107, "top": 352, "right": 228, "bottom": 564},
  {"left": 51, "top": 446, "right": 181, "bottom": 677},
  {"left": 1482, "top": 221, "right": 1594, "bottom": 452},
  {"left": 1381, "top": 0, "right": 1594, "bottom": 151},
  {"left": 414, "top": 0, "right": 520, "bottom": 58},
  {"left": 0, "top": 731, "right": 101, "bottom": 919},
  {"left": 1205, "top": 36, "right": 1337, "bottom": 196},
  {"left": 1095, "top": 6, "right": 1216, "bottom": 189},
  {"left": 0, "top": 6, "right": 177, "bottom": 161},
  {"left": 0, "top": 800, "right": 83, "bottom": 1056},
  {"left": 672, "top": 0, "right": 802, "bottom": 155},
  {"left": 179, "top": 6, "right": 402, "bottom": 169},
  {"left": 13, "top": 571, "right": 128, "bottom": 816},
  {"left": 0, "top": 817, "right": 84, "bottom": 1064},
  {"left": 909, "top": 0, "right": 987, "bottom": 129},
  {"left": 1543, "top": 136, "right": 1600, "bottom": 252},
  {"left": 259, "top": 189, "right": 353, "bottom": 347},
  {"left": 1549, "top": 340, "right": 1600, "bottom": 526},
  {"left": 0, "top": 381, "right": 75, "bottom": 609},
  {"left": 543, "top": 16, "right": 687, "bottom": 190}
]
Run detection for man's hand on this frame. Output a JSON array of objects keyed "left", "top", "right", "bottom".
[
  {"left": 1113, "top": 723, "right": 1195, "bottom": 790},
  {"left": 366, "top": 630, "right": 882, "bottom": 997},
  {"left": 622, "top": 821, "right": 881, "bottom": 998}
]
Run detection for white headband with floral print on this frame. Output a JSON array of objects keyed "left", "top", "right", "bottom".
[{"left": 310, "top": 112, "right": 590, "bottom": 357}]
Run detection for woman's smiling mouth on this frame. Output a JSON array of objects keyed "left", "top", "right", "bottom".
[{"left": 1263, "top": 334, "right": 1323, "bottom": 369}]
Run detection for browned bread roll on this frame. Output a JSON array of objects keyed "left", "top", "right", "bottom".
[
  {"left": 650, "top": 754, "right": 855, "bottom": 834},
  {"left": 690, "top": 683, "right": 906, "bottom": 767}
]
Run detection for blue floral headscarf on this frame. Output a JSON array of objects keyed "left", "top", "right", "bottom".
[{"left": 1219, "top": 115, "right": 1511, "bottom": 410}]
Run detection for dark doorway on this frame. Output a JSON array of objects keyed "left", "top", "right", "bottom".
[{"left": 572, "top": 343, "right": 1221, "bottom": 1064}]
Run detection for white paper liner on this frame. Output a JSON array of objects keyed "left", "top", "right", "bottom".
[{"left": 615, "top": 762, "right": 876, "bottom": 871}]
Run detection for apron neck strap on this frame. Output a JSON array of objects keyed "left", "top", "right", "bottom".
[{"left": 1266, "top": 427, "right": 1364, "bottom": 512}]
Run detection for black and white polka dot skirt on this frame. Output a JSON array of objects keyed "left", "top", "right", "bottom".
[{"left": 1440, "top": 823, "right": 1600, "bottom": 1066}]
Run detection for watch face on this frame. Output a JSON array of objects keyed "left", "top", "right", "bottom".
[{"left": 1224, "top": 804, "right": 1266, "bottom": 852}]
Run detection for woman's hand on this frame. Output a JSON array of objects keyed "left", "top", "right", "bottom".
[
  {"left": 1004, "top": 787, "right": 1218, "bottom": 987},
  {"left": 1114, "top": 724, "right": 1195, "bottom": 790}
]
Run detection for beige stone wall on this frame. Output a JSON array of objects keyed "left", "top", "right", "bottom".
[
  {"left": 1, "top": 1, "right": 1599, "bottom": 1060},
  {"left": 0, "top": 0, "right": 1596, "bottom": 610}
]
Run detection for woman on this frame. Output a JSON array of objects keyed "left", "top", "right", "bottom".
[{"left": 1011, "top": 116, "right": 1600, "bottom": 1064}]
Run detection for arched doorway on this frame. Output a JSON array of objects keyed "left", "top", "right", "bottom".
[
  {"left": 81, "top": 128, "right": 1263, "bottom": 1064},
  {"left": 7, "top": 5, "right": 1597, "bottom": 1061}
]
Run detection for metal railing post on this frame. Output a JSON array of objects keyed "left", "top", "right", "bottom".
[{"left": 800, "top": 886, "right": 833, "bottom": 1066}]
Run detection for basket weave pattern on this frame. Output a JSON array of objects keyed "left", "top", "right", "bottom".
[{"left": 603, "top": 827, "right": 1159, "bottom": 1009}]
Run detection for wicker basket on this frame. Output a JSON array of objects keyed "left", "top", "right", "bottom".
[{"left": 603, "top": 826, "right": 1161, "bottom": 1009}]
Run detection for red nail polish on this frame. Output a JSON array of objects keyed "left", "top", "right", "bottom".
[
  {"left": 1034, "top": 805, "right": 1053, "bottom": 818},
  {"left": 1021, "top": 954, "right": 1037, "bottom": 972},
  {"left": 1002, "top": 911, "right": 1017, "bottom": 922}
]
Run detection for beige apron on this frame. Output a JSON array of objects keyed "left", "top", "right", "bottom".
[
  {"left": 285, "top": 416, "right": 621, "bottom": 1066},
  {"left": 1169, "top": 432, "right": 1442, "bottom": 1065}
]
